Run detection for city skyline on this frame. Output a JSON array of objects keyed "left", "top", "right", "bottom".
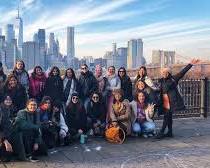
[{"left": 0, "top": 0, "right": 210, "bottom": 62}]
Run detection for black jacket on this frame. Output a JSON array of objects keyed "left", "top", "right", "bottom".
[
  {"left": 44, "top": 76, "right": 63, "bottom": 102},
  {"left": 159, "top": 64, "right": 193, "bottom": 111},
  {"left": 78, "top": 71, "right": 98, "bottom": 100},
  {"left": 65, "top": 103, "right": 87, "bottom": 134},
  {"left": 86, "top": 101, "right": 106, "bottom": 123},
  {"left": 119, "top": 75, "right": 133, "bottom": 101},
  {"left": 0, "top": 104, "right": 15, "bottom": 142},
  {"left": 0, "top": 85, "right": 27, "bottom": 112}
]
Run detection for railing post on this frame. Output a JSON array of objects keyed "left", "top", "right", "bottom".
[{"left": 200, "top": 77, "right": 207, "bottom": 118}]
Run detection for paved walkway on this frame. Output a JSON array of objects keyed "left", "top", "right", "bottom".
[{"left": 2, "top": 117, "right": 210, "bottom": 168}]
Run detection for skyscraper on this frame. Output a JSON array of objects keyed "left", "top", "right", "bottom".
[
  {"left": 33, "top": 33, "right": 38, "bottom": 43},
  {"left": 117, "top": 47, "right": 127, "bottom": 68},
  {"left": 38, "top": 29, "right": 46, "bottom": 49},
  {"left": 0, "top": 36, "right": 6, "bottom": 65},
  {"left": 5, "top": 24, "right": 15, "bottom": 43},
  {"left": 67, "top": 27, "right": 75, "bottom": 58},
  {"left": 14, "top": 5, "right": 23, "bottom": 50},
  {"left": 127, "top": 39, "right": 144, "bottom": 69},
  {"left": 22, "top": 41, "right": 40, "bottom": 70},
  {"left": 5, "top": 39, "right": 18, "bottom": 69},
  {"left": 49, "top": 32, "right": 55, "bottom": 55}
]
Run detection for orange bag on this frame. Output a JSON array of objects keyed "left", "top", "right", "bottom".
[{"left": 105, "top": 125, "right": 125, "bottom": 144}]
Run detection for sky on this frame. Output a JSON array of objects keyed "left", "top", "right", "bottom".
[{"left": 0, "top": 0, "right": 210, "bottom": 63}]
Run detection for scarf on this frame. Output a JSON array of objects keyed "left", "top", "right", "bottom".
[
  {"left": 96, "top": 76, "right": 105, "bottom": 93},
  {"left": 64, "top": 78, "right": 72, "bottom": 102}
]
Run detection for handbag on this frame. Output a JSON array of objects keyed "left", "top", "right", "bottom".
[{"left": 105, "top": 123, "right": 125, "bottom": 144}]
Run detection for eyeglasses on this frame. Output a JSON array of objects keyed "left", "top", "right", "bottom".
[
  {"left": 45, "top": 101, "right": 51, "bottom": 104},
  {"left": 72, "top": 96, "right": 78, "bottom": 100},
  {"left": 92, "top": 96, "right": 99, "bottom": 99},
  {"left": 81, "top": 67, "right": 87, "bottom": 70}
]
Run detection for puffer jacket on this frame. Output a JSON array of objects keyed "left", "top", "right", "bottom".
[{"left": 78, "top": 71, "right": 98, "bottom": 100}]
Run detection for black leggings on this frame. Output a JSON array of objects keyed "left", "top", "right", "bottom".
[{"left": 161, "top": 110, "right": 173, "bottom": 134}]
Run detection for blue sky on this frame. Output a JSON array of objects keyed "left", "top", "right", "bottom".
[{"left": 0, "top": 0, "right": 210, "bottom": 62}]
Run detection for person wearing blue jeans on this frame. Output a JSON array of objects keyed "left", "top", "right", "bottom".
[
  {"left": 130, "top": 90, "right": 156, "bottom": 137},
  {"left": 133, "top": 121, "right": 155, "bottom": 137}
]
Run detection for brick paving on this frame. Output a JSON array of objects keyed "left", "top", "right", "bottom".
[{"left": 2, "top": 117, "right": 210, "bottom": 168}]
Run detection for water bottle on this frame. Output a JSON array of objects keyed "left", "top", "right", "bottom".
[{"left": 80, "top": 134, "right": 87, "bottom": 144}]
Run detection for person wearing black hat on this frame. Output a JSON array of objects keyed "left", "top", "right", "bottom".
[{"left": 65, "top": 92, "right": 87, "bottom": 139}]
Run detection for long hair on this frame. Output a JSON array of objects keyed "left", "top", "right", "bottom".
[
  {"left": 31, "top": 66, "right": 44, "bottom": 79},
  {"left": 64, "top": 68, "right": 76, "bottom": 79},
  {"left": 66, "top": 93, "right": 83, "bottom": 111},
  {"left": 48, "top": 66, "right": 60, "bottom": 77},
  {"left": 134, "top": 90, "right": 148, "bottom": 105},
  {"left": 13, "top": 60, "right": 26, "bottom": 71},
  {"left": 118, "top": 67, "right": 127, "bottom": 78},
  {"left": 136, "top": 66, "right": 147, "bottom": 80},
  {"left": 4, "top": 74, "right": 20, "bottom": 89},
  {"left": 135, "top": 79, "right": 147, "bottom": 90},
  {"left": 90, "top": 91, "right": 102, "bottom": 103}
]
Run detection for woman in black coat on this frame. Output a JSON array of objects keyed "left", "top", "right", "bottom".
[
  {"left": 86, "top": 91, "right": 106, "bottom": 136},
  {"left": 65, "top": 92, "right": 87, "bottom": 138},
  {"left": 157, "top": 59, "right": 200, "bottom": 138},
  {"left": 44, "top": 66, "right": 63, "bottom": 103},
  {"left": 118, "top": 67, "right": 133, "bottom": 102},
  {"left": 0, "top": 74, "right": 27, "bottom": 113}
]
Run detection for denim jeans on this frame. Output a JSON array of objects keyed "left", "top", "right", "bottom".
[{"left": 132, "top": 121, "right": 155, "bottom": 134}]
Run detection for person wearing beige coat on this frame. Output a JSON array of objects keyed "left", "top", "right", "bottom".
[{"left": 109, "top": 89, "right": 132, "bottom": 135}]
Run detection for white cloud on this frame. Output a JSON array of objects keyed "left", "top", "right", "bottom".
[
  {"left": 0, "top": 0, "right": 40, "bottom": 24},
  {"left": 68, "top": 19, "right": 210, "bottom": 61}
]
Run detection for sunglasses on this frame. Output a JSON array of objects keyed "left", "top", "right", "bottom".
[
  {"left": 81, "top": 67, "right": 87, "bottom": 70},
  {"left": 45, "top": 101, "right": 51, "bottom": 104},
  {"left": 72, "top": 96, "right": 78, "bottom": 100},
  {"left": 92, "top": 96, "right": 99, "bottom": 99},
  {"left": 119, "top": 71, "right": 125, "bottom": 73}
]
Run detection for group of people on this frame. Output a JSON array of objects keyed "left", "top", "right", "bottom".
[{"left": 0, "top": 59, "right": 199, "bottom": 162}]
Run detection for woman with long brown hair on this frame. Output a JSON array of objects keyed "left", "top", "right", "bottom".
[{"left": 0, "top": 74, "right": 27, "bottom": 112}]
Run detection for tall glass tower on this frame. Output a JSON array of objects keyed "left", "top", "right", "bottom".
[{"left": 67, "top": 27, "right": 75, "bottom": 58}]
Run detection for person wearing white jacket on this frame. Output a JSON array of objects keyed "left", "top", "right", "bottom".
[
  {"left": 51, "top": 101, "right": 69, "bottom": 144},
  {"left": 106, "top": 66, "right": 121, "bottom": 122},
  {"left": 133, "top": 66, "right": 157, "bottom": 91}
]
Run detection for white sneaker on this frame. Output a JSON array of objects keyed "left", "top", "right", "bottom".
[
  {"left": 89, "top": 129, "right": 94, "bottom": 136},
  {"left": 28, "top": 156, "right": 39, "bottom": 163},
  {"left": 143, "top": 134, "right": 148, "bottom": 138}
]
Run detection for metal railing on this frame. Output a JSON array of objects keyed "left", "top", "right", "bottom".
[{"left": 150, "top": 78, "right": 209, "bottom": 118}]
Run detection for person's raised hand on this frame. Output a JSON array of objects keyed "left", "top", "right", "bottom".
[{"left": 190, "top": 59, "right": 200, "bottom": 65}]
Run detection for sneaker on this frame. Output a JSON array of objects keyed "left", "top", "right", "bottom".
[
  {"left": 148, "top": 133, "right": 154, "bottom": 137},
  {"left": 142, "top": 134, "right": 148, "bottom": 138},
  {"left": 88, "top": 129, "right": 94, "bottom": 136},
  {"left": 28, "top": 156, "right": 39, "bottom": 163}
]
